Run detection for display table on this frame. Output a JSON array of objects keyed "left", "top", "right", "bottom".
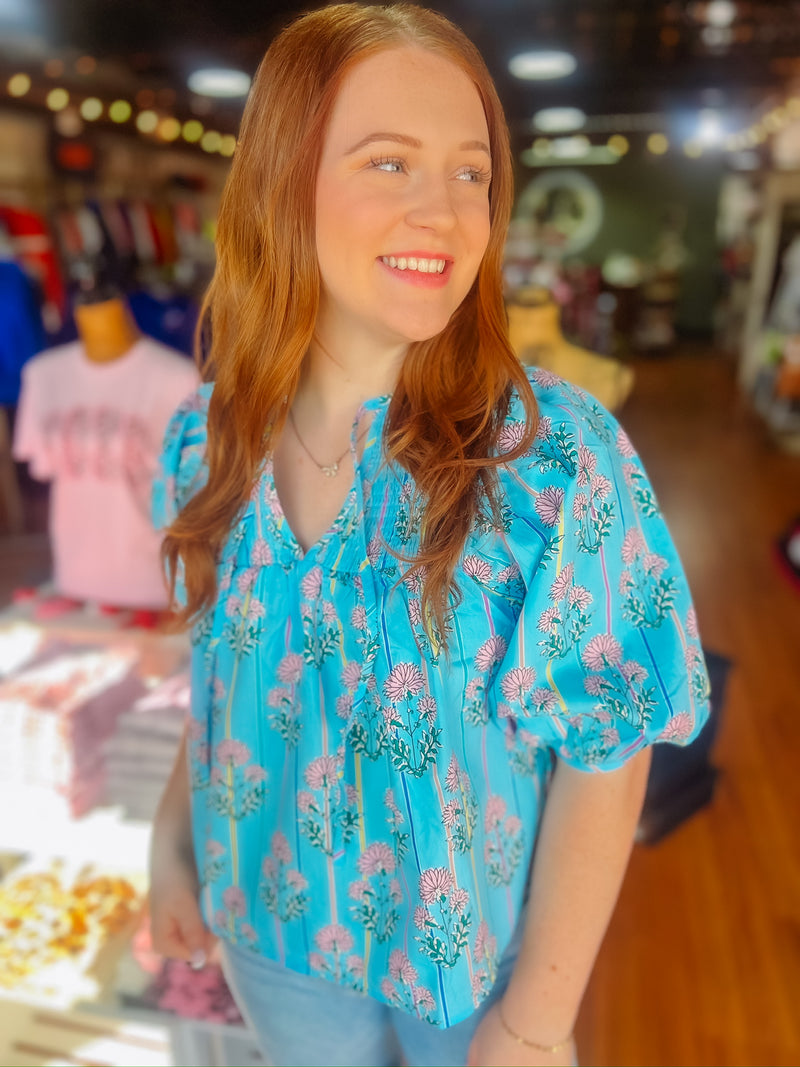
[{"left": 0, "top": 588, "right": 264, "bottom": 1066}]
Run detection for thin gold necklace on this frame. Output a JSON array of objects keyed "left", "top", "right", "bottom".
[{"left": 287, "top": 407, "right": 367, "bottom": 478}]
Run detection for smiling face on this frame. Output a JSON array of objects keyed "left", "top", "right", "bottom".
[{"left": 314, "top": 45, "right": 493, "bottom": 365}]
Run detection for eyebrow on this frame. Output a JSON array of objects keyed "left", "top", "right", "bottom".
[{"left": 345, "top": 131, "right": 491, "bottom": 156}]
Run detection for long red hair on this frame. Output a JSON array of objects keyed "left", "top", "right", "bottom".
[{"left": 162, "top": 2, "right": 538, "bottom": 641}]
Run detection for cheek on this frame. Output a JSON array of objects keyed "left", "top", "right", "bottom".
[
  {"left": 476, "top": 204, "right": 492, "bottom": 255},
  {"left": 316, "top": 183, "right": 387, "bottom": 261},
  {"left": 458, "top": 197, "right": 491, "bottom": 257}
]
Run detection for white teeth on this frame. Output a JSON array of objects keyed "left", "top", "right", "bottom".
[{"left": 382, "top": 256, "right": 446, "bottom": 274}]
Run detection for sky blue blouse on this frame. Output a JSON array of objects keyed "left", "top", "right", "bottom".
[{"left": 153, "top": 368, "right": 710, "bottom": 1029}]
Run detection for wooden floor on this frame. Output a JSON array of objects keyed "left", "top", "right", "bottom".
[
  {"left": 574, "top": 347, "right": 800, "bottom": 1067},
  {"left": 1, "top": 345, "right": 799, "bottom": 1066}
]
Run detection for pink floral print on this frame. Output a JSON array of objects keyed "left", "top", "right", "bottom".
[{"left": 154, "top": 368, "right": 709, "bottom": 1030}]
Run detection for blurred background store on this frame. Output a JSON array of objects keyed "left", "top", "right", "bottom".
[{"left": 0, "top": 1, "right": 798, "bottom": 1065}]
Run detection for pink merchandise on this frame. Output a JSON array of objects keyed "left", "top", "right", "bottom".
[
  {"left": 0, "top": 643, "right": 146, "bottom": 815},
  {"left": 14, "top": 338, "right": 200, "bottom": 608}
]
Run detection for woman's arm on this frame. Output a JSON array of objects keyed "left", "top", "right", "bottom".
[
  {"left": 469, "top": 748, "right": 652, "bottom": 1066},
  {"left": 148, "top": 725, "right": 216, "bottom": 966}
]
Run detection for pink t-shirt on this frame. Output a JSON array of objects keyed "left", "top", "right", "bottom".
[{"left": 14, "top": 337, "right": 200, "bottom": 607}]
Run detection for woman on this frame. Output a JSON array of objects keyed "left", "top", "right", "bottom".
[{"left": 150, "top": 5, "right": 710, "bottom": 1065}]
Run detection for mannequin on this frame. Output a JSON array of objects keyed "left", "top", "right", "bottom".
[
  {"left": 13, "top": 283, "right": 201, "bottom": 610},
  {"left": 506, "top": 287, "right": 634, "bottom": 413},
  {"left": 74, "top": 294, "right": 141, "bottom": 364}
]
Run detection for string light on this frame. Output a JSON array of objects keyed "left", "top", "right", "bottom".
[
  {"left": 201, "top": 129, "right": 222, "bottom": 153},
  {"left": 647, "top": 132, "right": 669, "bottom": 155},
  {"left": 7, "top": 73, "right": 31, "bottom": 97},
  {"left": 108, "top": 99, "right": 132, "bottom": 123},
  {"left": 158, "top": 117, "right": 181, "bottom": 141},
  {"left": 182, "top": 119, "right": 204, "bottom": 143},
  {"left": 46, "top": 88, "right": 69, "bottom": 111},
  {"left": 80, "top": 97, "right": 103, "bottom": 121},
  {"left": 1, "top": 76, "right": 246, "bottom": 157},
  {"left": 135, "top": 109, "right": 158, "bottom": 134},
  {"left": 607, "top": 134, "right": 629, "bottom": 156}
]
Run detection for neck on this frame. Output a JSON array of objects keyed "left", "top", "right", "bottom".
[
  {"left": 75, "top": 298, "right": 140, "bottom": 363},
  {"left": 296, "top": 331, "right": 405, "bottom": 418}
]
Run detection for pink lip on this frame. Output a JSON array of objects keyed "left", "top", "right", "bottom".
[{"left": 378, "top": 252, "right": 453, "bottom": 290}]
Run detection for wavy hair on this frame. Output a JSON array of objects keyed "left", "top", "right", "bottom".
[{"left": 162, "top": 2, "right": 538, "bottom": 642}]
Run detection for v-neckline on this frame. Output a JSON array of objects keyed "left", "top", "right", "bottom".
[{"left": 265, "top": 396, "right": 389, "bottom": 563}]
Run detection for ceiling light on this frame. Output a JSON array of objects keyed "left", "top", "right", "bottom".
[
  {"left": 509, "top": 50, "right": 576, "bottom": 81},
  {"left": 705, "top": 1, "right": 736, "bottom": 27},
  {"left": 187, "top": 68, "right": 251, "bottom": 98},
  {"left": 533, "top": 107, "right": 586, "bottom": 133},
  {"left": 550, "top": 135, "right": 590, "bottom": 159},
  {"left": 697, "top": 109, "right": 724, "bottom": 145}
]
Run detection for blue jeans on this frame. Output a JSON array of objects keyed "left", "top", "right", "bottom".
[{"left": 220, "top": 919, "right": 524, "bottom": 1067}]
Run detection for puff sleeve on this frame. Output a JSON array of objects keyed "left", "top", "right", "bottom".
[
  {"left": 494, "top": 374, "right": 711, "bottom": 773},
  {"left": 151, "top": 383, "right": 211, "bottom": 531}
]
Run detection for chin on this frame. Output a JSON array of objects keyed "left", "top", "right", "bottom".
[{"left": 391, "top": 310, "right": 456, "bottom": 346}]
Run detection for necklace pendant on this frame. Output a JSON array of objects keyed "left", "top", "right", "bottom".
[{"left": 320, "top": 462, "right": 339, "bottom": 477}]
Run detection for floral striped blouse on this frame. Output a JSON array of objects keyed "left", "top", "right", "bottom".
[{"left": 153, "top": 368, "right": 710, "bottom": 1029}]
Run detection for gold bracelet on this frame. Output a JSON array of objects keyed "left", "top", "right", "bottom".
[{"left": 497, "top": 1003, "right": 574, "bottom": 1054}]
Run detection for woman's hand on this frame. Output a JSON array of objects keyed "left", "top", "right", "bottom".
[
  {"left": 149, "top": 844, "right": 216, "bottom": 966},
  {"left": 148, "top": 727, "right": 216, "bottom": 967},
  {"left": 467, "top": 1001, "right": 576, "bottom": 1067}
]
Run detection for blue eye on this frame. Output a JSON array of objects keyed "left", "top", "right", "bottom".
[
  {"left": 456, "top": 167, "right": 492, "bottom": 184},
  {"left": 370, "top": 156, "right": 405, "bottom": 173}
]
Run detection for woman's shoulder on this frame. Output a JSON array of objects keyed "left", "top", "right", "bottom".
[
  {"left": 152, "top": 382, "right": 214, "bottom": 529},
  {"left": 174, "top": 380, "right": 214, "bottom": 423},
  {"left": 501, "top": 366, "right": 630, "bottom": 483}
]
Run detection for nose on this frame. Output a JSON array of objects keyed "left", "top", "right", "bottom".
[{"left": 404, "top": 174, "right": 458, "bottom": 233}]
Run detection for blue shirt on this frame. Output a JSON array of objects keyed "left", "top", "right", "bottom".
[{"left": 153, "top": 368, "right": 710, "bottom": 1029}]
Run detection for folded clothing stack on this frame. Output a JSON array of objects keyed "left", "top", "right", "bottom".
[
  {"left": 104, "top": 670, "right": 190, "bottom": 821},
  {"left": 0, "top": 642, "right": 146, "bottom": 816}
]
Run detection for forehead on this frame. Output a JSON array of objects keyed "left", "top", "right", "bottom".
[{"left": 325, "top": 45, "right": 489, "bottom": 146}]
